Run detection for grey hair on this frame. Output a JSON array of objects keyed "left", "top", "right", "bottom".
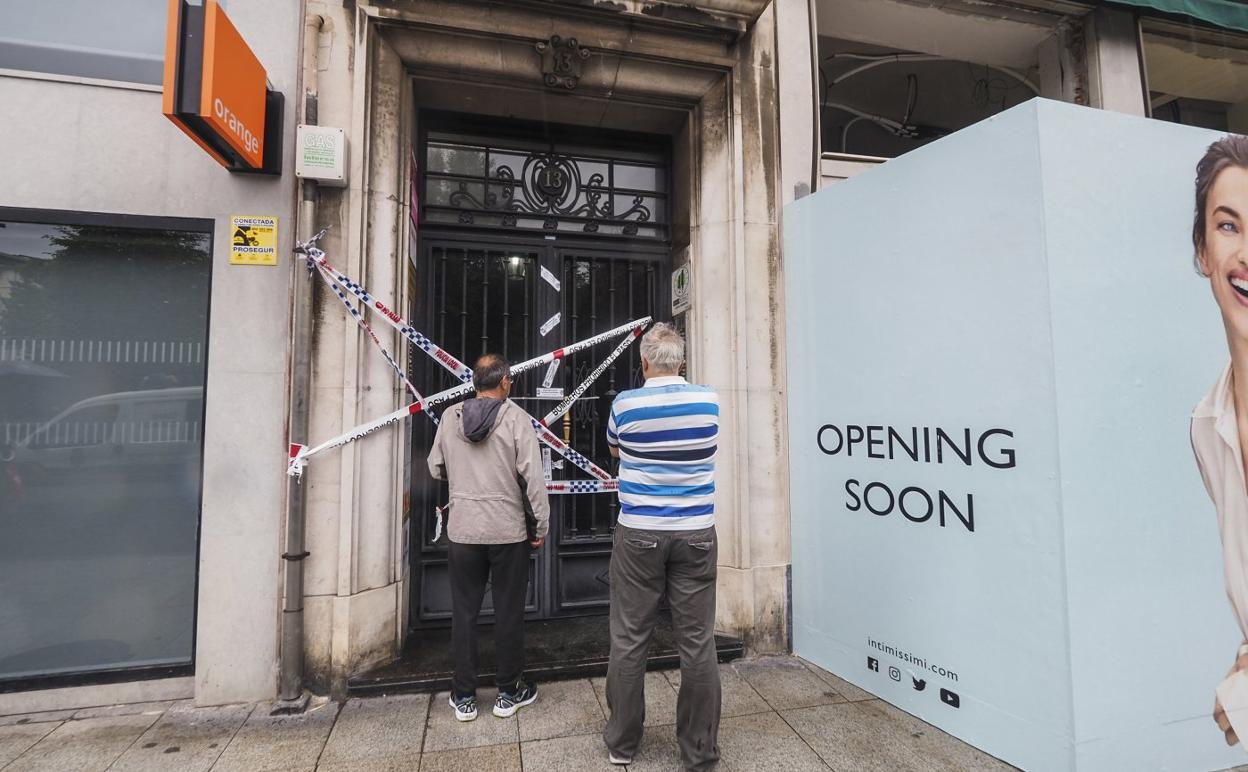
[
  {"left": 473, "top": 353, "right": 510, "bottom": 391},
  {"left": 640, "top": 322, "right": 685, "bottom": 371}
]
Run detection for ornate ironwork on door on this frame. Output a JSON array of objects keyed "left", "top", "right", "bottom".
[{"left": 422, "top": 132, "right": 669, "bottom": 241}]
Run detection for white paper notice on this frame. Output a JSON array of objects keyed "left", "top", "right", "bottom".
[
  {"left": 542, "top": 447, "right": 552, "bottom": 482},
  {"left": 540, "top": 312, "right": 561, "bottom": 336},
  {"left": 542, "top": 358, "right": 561, "bottom": 388},
  {"left": 536, "top": 387, "right": 565, "bottom": 399},
  {"left": 541, "top": 265, "right": 561, "bottom": 292}
]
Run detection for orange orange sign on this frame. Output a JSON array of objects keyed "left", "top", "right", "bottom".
[
  {"left": 163, "top": 0, "right": 270, "bottom": 171},
  {"left": 200, "top": 1, "right": 266, "bottom": 169}
]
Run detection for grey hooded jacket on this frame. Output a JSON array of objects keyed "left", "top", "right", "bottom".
[{"left": 427, "top": 398, "right": 550, "bottom": 544}]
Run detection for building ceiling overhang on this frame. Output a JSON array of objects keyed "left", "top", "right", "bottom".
[{"left": 528, "top": 0, "right": 770, "bottom": 34}]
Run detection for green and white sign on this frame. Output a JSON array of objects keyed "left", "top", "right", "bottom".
[{"left": 671, "top": 262, "right": 691, "bottom": 316}]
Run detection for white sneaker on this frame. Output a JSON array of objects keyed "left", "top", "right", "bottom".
[
  {"left": 608, "top": 751, "right": 633, "bottom": 765},
  {"left": 449, "top": 694, "right": 477, "bottom": 722},
  {"left": 492, "top": 680, "right": 538, "bottom": 718}
]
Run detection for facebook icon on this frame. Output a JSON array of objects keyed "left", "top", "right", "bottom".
[{"left": 867, "top": 657, "right": 879, "bottom": 672}]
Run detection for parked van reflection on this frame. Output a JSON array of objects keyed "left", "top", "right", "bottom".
[{"left": 5, "top": 386, "right": 203, "bottom": 502}]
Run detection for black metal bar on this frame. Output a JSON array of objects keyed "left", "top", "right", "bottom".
[
  {"left": 419, "top": 219, "right": 670, "bottom": 246},
  {"left": 459, "top": 252, "right": 468, "bottom": 363},
  {"left": 480, "top": 252, "right": 490, "bottom": 358},
  {"left": 424, "top": 171, "right": 668, "bottom": 199},
  {"left": 438, "top": 248, "right": 448, "bottom": 351},
  {"left": 607, "top": 260, "right": 617, "bottom": 394},
  {"left": 502, "top": 253, "right": 511, "bottom": 361}
]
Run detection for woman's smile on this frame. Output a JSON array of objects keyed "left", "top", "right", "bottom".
[{"left": 1229, "top": 274, "right": 1248, "bottom": 305}]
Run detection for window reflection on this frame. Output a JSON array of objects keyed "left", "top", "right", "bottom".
[{"left": 0, "top": 216, "right": 211, "bottom": 683}]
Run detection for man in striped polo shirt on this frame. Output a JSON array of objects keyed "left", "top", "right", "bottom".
[{"left": 602, "top": 322, "right": 720, "bottom": 771}]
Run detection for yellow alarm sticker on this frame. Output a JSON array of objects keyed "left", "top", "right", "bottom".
[{"left": 229, "top": 215, "right": 278, "bottom": 266}]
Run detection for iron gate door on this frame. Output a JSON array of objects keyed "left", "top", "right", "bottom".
[{"left": 409, "top": 240, "right": 666, "bottom": 624}]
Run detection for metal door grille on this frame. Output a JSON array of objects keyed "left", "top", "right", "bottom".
[{"left": 409, "top": 118, "right": 671, "bottom": 625}]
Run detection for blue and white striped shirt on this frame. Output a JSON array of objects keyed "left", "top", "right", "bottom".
[{"left": 607, "top": 376, "right": 719, "bottom": 531}]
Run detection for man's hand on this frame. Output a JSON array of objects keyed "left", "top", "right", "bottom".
[
  {"left": 1215, "top": 651, "right": 1248, "bottom": 746},
  {"left": 529, "top": 536, "right": 545, "bottom": 549}
]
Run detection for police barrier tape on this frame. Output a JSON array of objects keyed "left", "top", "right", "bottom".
[
  {"left": 286, "top": 311, "right": 646, "bottom": 477},
  {"left": 546, "top": 479, "right": 620, "bottom": 494},
  {"left": 431, "top": 477, "right": 620, "bottom": 542},
  {"left": 541, "top": 326, "right": 642, "bottom": 427},
  {"left": 287, "top": 329, "right": 648, "bottom": 473},
  {"left": 530, "top": 417, "right": 613, "bottom": 481},
  {"left": 302, "top": 241, "right": 474, "bottom": 384},
  {"left": 312, "top": 260, "right": 424, "bottom": 402},
  {"left": 286, "top": 315, "right": 649, "bottom": 478},
  {"left": 289, "top": 233, "right": 649, "bottom": 490}
]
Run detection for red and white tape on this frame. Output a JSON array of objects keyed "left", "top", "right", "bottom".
[{"left": 288, "top": 233, "right": 649, "bottom": 494}]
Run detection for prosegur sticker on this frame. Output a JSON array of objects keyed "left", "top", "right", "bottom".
[{"left": 230, "top": 215, "right": 278, "bottom": 266}]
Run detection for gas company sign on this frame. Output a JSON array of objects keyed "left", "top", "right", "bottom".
[{"left": 162, "top": 0, "right": 282, "bottom": 173}]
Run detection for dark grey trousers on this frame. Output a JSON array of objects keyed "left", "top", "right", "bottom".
[{"left": 603, "top": 525, "right": 721, "bottom": 771}]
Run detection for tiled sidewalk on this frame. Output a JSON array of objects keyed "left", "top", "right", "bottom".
[{"left": 0, "top": 655, "right": 1016, "bottom": 771}]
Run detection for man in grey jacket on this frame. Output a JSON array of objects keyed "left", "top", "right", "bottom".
[{"left": 428, "top": 353, "right": 550, "bottom": 722}]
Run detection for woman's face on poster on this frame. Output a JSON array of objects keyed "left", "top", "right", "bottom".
[{"left": 1201, "top": 166, "right": 1248, "bottom": 345}]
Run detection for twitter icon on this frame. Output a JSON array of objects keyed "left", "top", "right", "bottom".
[{"left": 911, "top": 677, "right": 926, "bottom": 692}]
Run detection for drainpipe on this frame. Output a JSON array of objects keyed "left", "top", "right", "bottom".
[
  {"left": 276, "top": 10, "right": 326, "bottom": 712},
  {"left": 807, "top": 0, "right": 821, "bottom": 194}
]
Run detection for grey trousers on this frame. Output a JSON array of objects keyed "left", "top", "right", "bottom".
[{"left": 603, "top": 525, "right": 721, "bottom": 771}]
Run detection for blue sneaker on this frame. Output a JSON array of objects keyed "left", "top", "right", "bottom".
[
  {"left": 449, "top": 693, "right": 477, "bottom": 722},
  {"left": 492, "top": 680, "right": 538, "bottom": 717}
]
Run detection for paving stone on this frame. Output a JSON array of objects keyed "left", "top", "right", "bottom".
[
  {"left": 782, "top": 701, "right": 930, "bottom": 772},
  {"left": 0, "top": 710, "right": 76, "bottom": 727},
  {"left": 4, "top": 712, "right": 160, "bottom": 772},
  {"left": 421, "top": 690, "right": 517, "bottom": 753},
  {"left": 716, "top": 711, "right": 829, "bottom": 771},
  {"left": 734, "top": 656, "right": 846, "bottom": 711},
  {"left": 618, "top": 723, "right": 681, "bottom": 772},
  {"left": 109, "top": 702, "right": 252, "bottom": 772},
  {"left": 869, "top": 700, "right": 1015, "bottom": 771},
  {"left": 419, "top": 741, "right": 520, "bottom": 771},
  {"left": 317, "top": 760, "right": 417, "bottom": 772},
  {"left": 0, "top": 722, "right": 60, "bottom": 767},
  {"left": 665, "top": 663, "right": 772, "bottom": 717},
  {"left": 317, "top": 694, "right": 427, "bottom": 768},
  {"left": 73, "top": 701, "right": 177, "bottom": 720},
  {"left": 591, "top": 671, "right": 678, "bottom": 728},
  {"left": 209, "top": 700, "right": 339, "bottom": 772},
  {"left": 797, "top": 657, "right": 877, "bottom": 702},
  {"left": 521, "top": 732, "right": 619, "bottom": 771},
  {"left": 517, "top": 679, "right": 604, "bottom": 742}
]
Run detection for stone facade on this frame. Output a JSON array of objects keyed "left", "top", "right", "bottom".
[{"left": 298, "top": 0, "right": 806, "bottom": 696}]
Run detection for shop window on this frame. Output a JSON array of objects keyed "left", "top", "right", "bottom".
[
  {"left": 1143, "top": 22, "right": 1248, "bottom": 133},
  {"left": 816, "top": 0, "right": 1062, "bottom": 160},
  {"left": 0, "top": 0, "right": 166, "bottom": 85},
  {"left": 0, "top": 210, "right": 211, "bottom": 688}
]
